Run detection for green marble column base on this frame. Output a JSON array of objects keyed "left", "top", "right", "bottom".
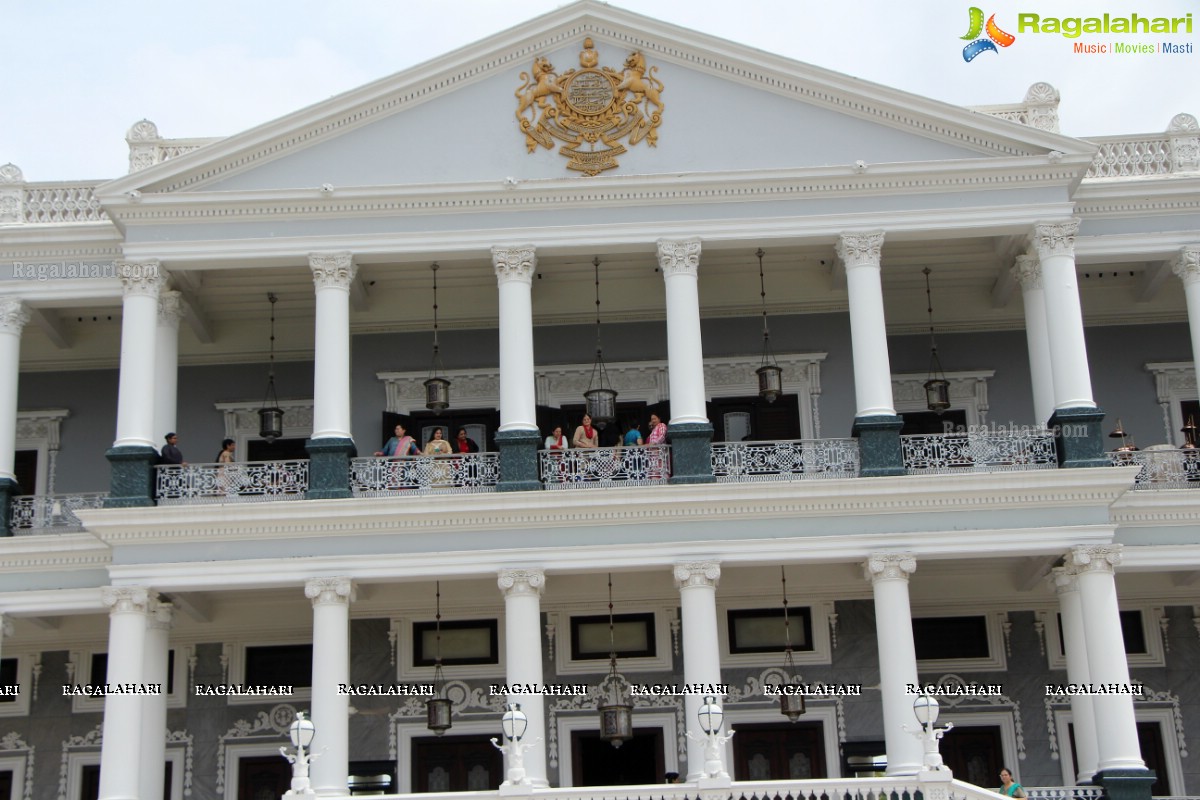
[
  {"left": 306, "top": 437, "right": 356, "bottom": 500},
  {"left": 0, "top": 477, "right": 18, "bottom": 536},
  {"left": 852, "top": 414, "right": 906, "bottom": 477},
  {"left": 495, "top": 429, "right": 542, "bottom": 492},
  {"left": 668, "top": 422, "right": 714, "bottom": 485},
  {"left": 1093, "top": 768, "right": 1156, "bottom": 800},
  {"left": 1049, "top": 406, "right": 1108, "bottom": 468},
  {"left": 104, "top": 445, "right": 159, "bottom": 508}
]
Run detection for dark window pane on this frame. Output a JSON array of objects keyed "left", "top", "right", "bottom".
[
  {"left": 412, "top": 620, "right": 498, "bottom": 667},
  {"left": 86, "top": 651, "right": 175, "bottom": 694},
  {"left": 727, "top": 608, "right": 813, "bottom": 654},
  {"left": 913, "top": 616, "right": 990, "bottom": 660},
  {"left": 245, "top": 644, "right": 313, "bottom": 688},
  {"left": 0, "top": 658, "right": 16, "bottom": 704},
  {"left": 1119, "top": 610, "right": 1146, "bottom": 654},
  {"left": 570, "top": 613, "right": 657, "bottom": 660}
]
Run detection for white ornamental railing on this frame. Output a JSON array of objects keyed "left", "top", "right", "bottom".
[
  {"left": 349, "top": 454, "right": 500, "bottom": 495},
  {"left": 155, "top": 461, "right": 309, "bottom": 504},
  {"left": 1026, "top": 788, "right": 1105, "bottom": 800},
  {"left": 903, "top": 431, "right": 1058, "bottom": 474},
  {"left": 540, "top": 444, "right": 670, "bottom": 488},
  {"left": 1087, "top": 136, "right": 1172, "bottom": 178},
  {"left": 1110, "top": 448, "right": 1200, "bottom": 489},
  {"left": 711, "top": 438, "right": 860, "bottom": 481},
  {"left": 23, "top": 184, "right": 107, "bottom": 223},
  {"left": 8, "top": 492, "right": 109, "bottom": 532}
]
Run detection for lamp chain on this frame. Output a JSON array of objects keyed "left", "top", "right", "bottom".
[
  {"left": 923, "top": 266, "right": 939, "bottom": 354},
  {"left": 431, "top": 263, "right": 441, "bottom": 364},
  {"left": 757, "top": 249, "right": 771, "bottom": 344},
  {"left": 593, "top": 256, "right": 603, "bottom": 359}
]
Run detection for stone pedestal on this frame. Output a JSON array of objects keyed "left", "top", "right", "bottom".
[
  {"left": 668, "top": 422, "right": 714, "bottom": 484},
  {"left": 306, "top": 438, "right": 356, "bottom": 500},
  {"left": 1093, "top": 769, "right": 1156, "bottom": 800},
  {"left": 495, "top": 429, "right": 541, "bottom": 491},
  {"left": 104, "top": 446, "right": 159, "bottom": 508},
  {"left": 1049, "top": 407, "right": 1107, "bottom": 468},
  {"left": 852, "top": 414, "right": 905, "bottom": 477}
]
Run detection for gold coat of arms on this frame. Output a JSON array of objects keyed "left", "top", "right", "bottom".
[{"left": 514, "top": 38, "right": 664, "bottom": 176}]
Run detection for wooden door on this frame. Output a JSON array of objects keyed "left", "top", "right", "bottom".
[
  {"left": 732, "top": 722, "right": 826, "bottom": 780},
  {"left": 237, "top": 755, "right": 292, "bottom": 800},
  {"left": 941, "top": 726, "right": 1003, "bottom": 789},
  {"left": 571, "top": 728, "right": 664, "bottom": 786},
  {"left": 412, "top": 735, "right": 502, "bottom": 792}
]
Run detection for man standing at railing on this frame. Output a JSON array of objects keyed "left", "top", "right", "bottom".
[{"left": 160, "top": 432, "right": 185, "bottom": 466}]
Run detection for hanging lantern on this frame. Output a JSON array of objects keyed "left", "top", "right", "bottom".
[
  {"left": 1182, "top": 415, "right": 1198, "bottom": 449},
  {"left": 258, "top": 293, "right": 285, "bottom": 442},
  {"left": 754, "top": 249, "right": 784, "bottom": 403},
  {"left": 922, "top": 268, "right": 951, "bottom": 413},
  {"left": 425, "top": 263, "right": 451, "bottom": 413},
  {"left": 598, "top": 574, "right": 634, "bottom": 747},
  {"left": 426, "top": 581, "right": 453, "bottom": 735},
  {"left": 585, "top": 257, "right": 618, "bottom": 428},
  {"left": 778, "top": 567, "right": 806, "bottom": 721}
]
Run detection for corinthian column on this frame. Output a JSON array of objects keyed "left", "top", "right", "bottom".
[
  {"left": 140, "top": 600, "right": 173, "bottom": 800},
  {"left": 1050, "top": 568, "right": 1099, "bottom": 783},
  {"left": 656, "top": 238, "right": 714, "bottom": 484},
  {"left": 0, "top": 298, "right": 30, "bottom": 536},
  {"left": 498, "top": 569, "right": 548, "bottom": 786},
  {"left": 98, "top": 587, "right": 151, "bottom": 800},
  {"left": 306, "top": 577, "right": 354, "bottom": 796},
  {"left": 837, "top": 232, "right": 904, "bottom": 476},
  {"left": 674, "top": 561, "right": 723, "bottom": 780},
  {"left": 153, "top": 291, "right": 184, "bottom": 446},
  {"left": 1012, "top": 256, "right": 1056, "bottom": 428},
  {"left": 1172, "top": 246, "right": 1200, "bottom": 396},
  {"left": 493, "top": 246, "right": 541, "bottom": 491},
  {"left": 864, "top": 554, "right": 923, "bottom": 775},
  {"left": 307, "top": 253, "right": 356, "bottom": 498}
]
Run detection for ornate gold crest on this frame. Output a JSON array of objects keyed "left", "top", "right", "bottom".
[{"left": 514, "top": 38, "right": 664, "bottom": 176}]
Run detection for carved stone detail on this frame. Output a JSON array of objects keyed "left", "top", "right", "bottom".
[
  {"left": 309, "top": 252, "right": 356, "bottom": 290},
  {"left": 673, "top": 560, "right": 720, "bottom": 589},
  {"left": 1067, "top": 545, "right": 1122, "bottom": 575},
  {"left": 0, "top": 297, "right": 30, "bottom": 335},
  {"left": 0, "top": 164, "right": 23, "bottom": 225},
  {"left": 1031, "top": 220, "right": 1080, "bottom": 258},
  {"left": 1050, "top": 567, "right": 1079, "bottom": 595},
  {"left": 148, "top": 600, "right": 175, "bottom": 632},
  {"left": 1012, "top": 254, "right": 1043, "bottom": 291},
  {"left": 1172, "top": 246, "right": 1200, "bottom": 287},
  {"left": 0, "top": 614, "right": 11, "bottom": 639},
  {"left": 0, "top": 163, "right": 24, "bottom": 184},
  {"left": 497, "top": 568, "right": 545, "bottom": 597},
  {"left": 1169, "top": 113, "right": 1200, "bottom": 172},
  {"left": 157, "top": 290, "right": 185, "bottom": 327},
  {"left": 864, "top": 553, "right": 916, "bottom": 582},
  {"left": 305, "top": 577, "right": 354, "bottom": 606},
  {"left": 835, "top": 231, "right": 885, "bottom": 269},
  {"left": 492, "top": 245, "right": 536, "bottom": 284},
  {"left": 116, "top": 261, "right": 165, "bottom": 297},
  {"left": 656, "top": 238, "right": 701, "bottom": 277},
  {"left": 101, "top": 586, "right": 151, "bottom": 615}
]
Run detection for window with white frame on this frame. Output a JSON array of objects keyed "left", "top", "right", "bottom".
[
  {"left": 718, "top": 600, "right": 833, "bottom": 667},
  {"left": 554, "top": 604, "right": 674, "bottom": 676},
  {"left": 395, "top": 615, "right": 505, "bottom": 682},
  {"left": 1045, "top": 604, "right": 1165, "bottom": 670},
  {"left": 911, "top": 612, "right": 1007, "bottom": 672},
  {"left": 70, "top": 648, "right": 187, "bottom": 713},
  {"left": 225, "top": 640, "right": 313, "bottom": 705},
  {"left": 0, "top": 655, "right": 32, "bottom": 717}
]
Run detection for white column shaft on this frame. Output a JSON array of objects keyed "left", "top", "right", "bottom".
[
  {"left": 310, "top": 254, "right": 355, "bottom": 440},
  {"left": 1033, "top": 222, "right": 1096, "bottom": 409},
  {"left": 499, "top": 570, "right": 548, "bottom": 786},
  {"left": 494, "top": 248, "right": 538, "bottom": 432},
  {"left": 1013, "top": 258, "right": 1056, "bottom": 426},
  {"left": 114, "top": 268, "right": 163, "bottom": 448},
  {"left": 98, "top": 588, "right": 150, "bottom": 800},
  {"left": 866, "top": 555, "right": 923, "bottom": 776},
  {"left": 152, "top": 292, "right": 182, "bottom": 443},
  {"left": 308, "top": 578, "right": 352, "bottom": 796},
  {"left": 657, "top": 240, "right": 709, "bottom": 424},
  {"left": 1173, "top": 249, "right": 1200, "bottom": 386},
  {"left": 838, "top": 234, "right": 896, "bottom": 417},
  {"left": 0, "top": 299, "right": 29, "bottom": 481},
  {"left": 1071, "top": 548, "right": 1145, "bottom": 771},
  {"left": 1053, "top": 572, "right": 1099, "bottom": 782},
  {"left": 0, "top": 614, "right": 10, "bottom": 665},
  {"left": 139, "top": 603, "right": 172, "bottom": 800},
  {"left": 675, "top": 562, "right": 723, "bottom": 781}
]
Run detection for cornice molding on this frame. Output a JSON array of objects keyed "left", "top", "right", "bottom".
[{"left": 0, "top": 533, "right": 111, "bottom": 574}]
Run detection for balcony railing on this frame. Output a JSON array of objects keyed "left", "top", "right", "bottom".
[
  {"left": 711, "top": 438, "right": 860, "bottom": 481},
  {"left": 540, "top": 444, "right": 671, "bottom": 488},
  {"left": 8, "top": 492, "right": 109, "bottom": 533},
  {"left": 1111, "top": 448, "right": 1200, "bottom": 489},
  {"left": 903, "top": 430, "right": 1058, "bottom": 474},
  {"left": 155, "top": 460, "right": 309, "bottom": 504},
  {"left": 349, "top": 454, "right": 500, "bottom": 496}
]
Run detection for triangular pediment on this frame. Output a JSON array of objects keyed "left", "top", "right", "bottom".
[{"left": 100, "top": 1, "right": 1093, "bottom": 199}]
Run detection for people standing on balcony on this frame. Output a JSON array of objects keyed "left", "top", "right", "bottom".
[
  {"left": 646, "top": 414, "right": 668, "bottom": 479},
  {"left": 623, "top": 422, "right": 644, "bottom": 447},
  {"left": 454, "top": 428, "right": 480, "bottom": 454},
  {"left": 216, "top": 439, "right": 236, "bottom": 463},
  {"left": 424, "top": 427, "right": 454, "bottom": 487},
  {"left": 544, "top": 426, "right": 569, "bottom": 450},
  {"left": 375, "top": 424, "right": 419, "bottom": 458},
  {"left": 573, "top": 415, "right": 599, "bottom": 449},
  {"left": 647, "top": 414, "right": 667, "bottom": 445},
  {"left": 998, "top": 768, "right": 1025, "bottom": 798},
  {"left": 161, "top": 432, "right": 185, "bottom": 465},
  {"left": 424, "top": 428, "right": 452, "bottom": 456}
]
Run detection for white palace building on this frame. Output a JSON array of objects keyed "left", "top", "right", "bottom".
[{"left": 1, "top": 3, "right": 1199, "bottom": 800}]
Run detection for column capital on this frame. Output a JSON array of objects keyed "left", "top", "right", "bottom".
[
  {"left": 305, "top": 577, "right": 355, "bottom": 606},
  {"left": 0, "top": 297, "right": 30, "bottom": 335},
  {"left": 864, "top": 553, "right": 916, "bottom": 583},
  {"left": 1171, "top": 245, "right": 1200, "bottom": 286},
  {"left": 835, "top": 231, "right": 885, "bottom": 269},
  {"left": 492, "top": 245, "right": 536, "bottom": 284},
  {"left": 309, "top": 252, "right": 356, "bottom": 290},
  {"left": 1049, "top": 566, "right": 1080, "bottom": 595},
  {"left": 498, "top": 568, "right": 545, "bottom": 597},
  {"left": 157, "top": 290, "right": 185, "bottom": 328},
  {"left": 656, "top": 237, "right": 701, "bottom": 277},
  {"left": 1031, "top": 219, "right": 1081, "bottom": 258},
  {"left": 102, "top": 586, "right": 151, "bottom": 615},
  {"left": 673, "top": 560, "right": 721, "bottom": 589},
  {"left": 117, "top": 261, "right": 165, "bottom": 297},
  {"left": 1012, "top": 254, "right": 1043, "bottom": 291},
  {"left": 147, "top": 600, "right": 174, "bottom": 631},
  {"left": 1067, "top": 545, "right": 1122, "bottom": 575}
]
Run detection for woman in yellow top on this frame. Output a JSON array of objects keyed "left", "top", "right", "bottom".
[{"left": 423, "top": 428, "right": 454, "bottom": 486}]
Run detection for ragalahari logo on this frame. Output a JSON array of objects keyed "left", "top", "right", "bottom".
[{"left": 961, "top": 7, "right": 1017, "bottom": 61}]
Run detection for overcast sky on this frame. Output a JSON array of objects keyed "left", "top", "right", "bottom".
[{"left": 3, "top": 0, "right": 1197, "bottom": 182}]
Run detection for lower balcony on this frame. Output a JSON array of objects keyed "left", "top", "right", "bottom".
[
  {"left": 155, "top": 460, "right": 309, "bottom": 504},
  {"left": 7, "top": 491, "right": 108, "bottom": 533},
  {"left": 902, "top": 430, "right": 1058, "bottom": 474},
  {"left": 1111, "top": 448, "right": 1200, "bottom": 489},
  {"left": 711, "top": 439, "right": 860, "bottom": 481},
  {"left": 540, "top": 444, "right": 671, "bottom": 488},
  {"left": 350, "top": 453, "right": 501, "bottom": 496}
]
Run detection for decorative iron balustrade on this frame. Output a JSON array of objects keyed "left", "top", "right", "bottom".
[
  {"left": 1111, "top": 448, "right": 1200, "bottom": 489},
  {"left": 155, "top": 461, "right": 309, "bottom": 504},
  {"left": 711, "top": 439, "right": 860, "bottom": 481},
  {"left": 903, "top": 430, "right": 1058, "bottom": 474},
  {"left": 349, "top": 454, "right": 500, "bottom": 495},
  {"left": 540, "top": 444, "right": 671, "bottom": 488},
  {"left": 8, "top": 492, "right": 108, "bottom": 533},
  {"left": 1087, "top": 137, "right": 1172, "bottom": 178}
]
